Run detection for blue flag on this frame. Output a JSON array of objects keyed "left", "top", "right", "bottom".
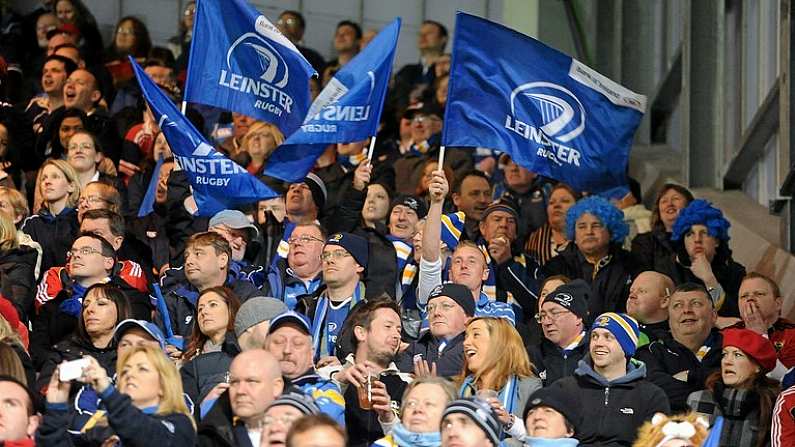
[
  {"left": 132, "top": 58, "right": 278, "bottom": 216},
  {"left": 137, "top": 156, "right": 164, "bottom": 217},
  {"left": 263, "top": 18, "right": 401, "bottom": 183},
  {"left": 442, "top": 13, "right": 646, "bottom": 193},
  {"left": 184, "top": 0, "right": 316, "bottom": 136}
]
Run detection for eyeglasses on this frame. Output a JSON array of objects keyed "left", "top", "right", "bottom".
[
  {"left": 68, "top": 246, "right": 103, "bottom": 257},
  {"left": 427, "top": 302, "right": 456, "bottom": 313},
  {"left": 288, "top": 235, "right": 324, "bottom": 245},
  {"left": 534, "top": 309, "right": 571, "bottom": 323},
  {"left": 277, "top": 18, "right": 299, "bottom": 26},
  {"left": 78, "top": 196, "right": 108, "bottom": 205},
  {"left": 321, "top": 251, "right": 351, "bottom": 262},
  {"left": 116, "top": 28, "right": 135, "bottom": 36}
]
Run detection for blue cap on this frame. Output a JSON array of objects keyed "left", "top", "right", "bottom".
[
  {"left": 113, "top": 319, "right": 166, "bottom": 350},
  {"left": 269, "top": 310, "right": 312, "bottom": 335}
]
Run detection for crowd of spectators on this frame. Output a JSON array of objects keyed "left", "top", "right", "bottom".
[{"left": 0, "top": 1, "right": 792, "bottom": 446}]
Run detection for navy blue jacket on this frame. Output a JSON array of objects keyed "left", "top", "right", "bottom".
[{"left": 37, "top": 385, "right": 196, "bottom": 447}]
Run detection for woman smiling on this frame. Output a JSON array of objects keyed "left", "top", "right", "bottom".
[{"left": 456, "top": 317, "right": 541, "bottom": 446}]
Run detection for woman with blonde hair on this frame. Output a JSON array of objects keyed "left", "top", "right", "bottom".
[
  {"left": 39, "top": 345, "right": 196, "bottom": 446},
  {"left": 22, "top": 159, "right": 81, "bottom": 276},
  {"left": 238, "top": 121, "right": 285, "bottom": 175},
  {"left": 371, "top": 376, "right": 458, "bottom": 447},
  {"left": 0, "top": 187, "right": 42, "bottom": 279},
  {"left": 457, "top": 317, "right": 541, "bottom": 445}
]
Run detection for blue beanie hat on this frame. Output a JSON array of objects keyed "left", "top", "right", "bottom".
[
  {"left": 670, "top": 199, "right": 731, "bottom": 242},
  {"left": 325, "top": 232, "right": 368, "bottom": 269},
  {"left": 591, "top": 312, "right": 639, "bottom": 357}
]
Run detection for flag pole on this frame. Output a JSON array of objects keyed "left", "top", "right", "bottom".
[
  {"left": 366, "top": 136, "right": 377, "bottom": 162},
  {"left": 180, "top": 101, "right": 187, "bottom": 115},
  {"left": 438, "top": 145, "right": 446, "bottom": 167}
]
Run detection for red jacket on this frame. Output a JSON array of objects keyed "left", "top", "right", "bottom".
[
  {"left": 773, "top": 386, "right": 795, "bottom": 447},
  {"left": 35, "top": 260, "right": 148, "bottom": 309}
]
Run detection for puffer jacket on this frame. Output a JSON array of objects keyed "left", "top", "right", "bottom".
[{"left": 550, "top": 359, "right": 670, "bottom": 447}]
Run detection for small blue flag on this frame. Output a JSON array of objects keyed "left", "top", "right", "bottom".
[
  {"left": 137, "top": 156, "right": 164, "bottom": 217},
  {"left": 132, "top": 57, "right": 279, "bottom": 216},
  {"left": 263, "top": 18, "right": 401, "bottom": 183},
  {"left": 184, "top": 0, "right": 316, "bottom": 136},
  {"left": 442, "top": 13, "right": 647, "bottom": 193}
]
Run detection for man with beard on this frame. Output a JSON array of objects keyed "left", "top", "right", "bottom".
[{"left": 325, "top": 299, "right": 411, "bottom": 447}]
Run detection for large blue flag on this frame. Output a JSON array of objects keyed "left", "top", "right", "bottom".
[
  {"left": 184, "top": 0, "right": 316, "bottom": 136},
  {"left": 443, "top": 13, "right": 646, "bottom": 193},
  {"left": 263, "top": 18, "right": 401, "bottom": 183},
  {"left": 132, "top": 58, "right": 279, "bottom": 216}
]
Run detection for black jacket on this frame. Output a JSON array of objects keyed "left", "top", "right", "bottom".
[
  {"left": 344, "top": 368, "right": 410, "bottom": 447},
  {"left": 37, "top": 385, "right": 196, "bottom": 447},
  {"left": 180, "top": 332, "right": 241, "bottom": 413},
  {"left": 634, "top": 329, "right": 723, "bottom": 412},
  {"left": 35, "top": 333, "right": 117, "bottom": 398},
  {"left": 0, "top": 245, "right": 38, "bottom": 322},
  {"left": 631, "top": 229, "right": 678, "bottom": 274},
  {"left": 329, "top": 185, "right": 399, "bottom": 300},
  {"left": 22, "top": 207, "right": 80, "bottom": 279},
  {"left": 396, "top": 331, "right": 465, "bottom": 378},
  {"left": 551, "top": 360, "right": 670, "bottom": 447},
  {"left": 657, "top": 253, "right": 746, "bottom": 318},
  {"left": 197, "top": 391, "right": 239, "bottom": 447},
  {"left": 530, "top": 333, "right": 588, "bottom": 386},
  {"left": 544, "top": 244, "right": 637, "bottom": 318}
]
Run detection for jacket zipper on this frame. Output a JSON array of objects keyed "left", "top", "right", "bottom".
[{"left": 604, "top": 386, "right": 610, "bottom": 406}]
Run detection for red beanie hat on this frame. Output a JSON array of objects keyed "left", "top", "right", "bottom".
[{"left": 722, "top": 328, "right": 777, "bottom": 372}]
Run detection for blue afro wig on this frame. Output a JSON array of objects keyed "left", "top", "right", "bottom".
[
  {"left": 671, "top": 199, "right": 730, "bottom": 242},
  {"left": 565, "top": 196, "right": 629, "bottom": 244}
]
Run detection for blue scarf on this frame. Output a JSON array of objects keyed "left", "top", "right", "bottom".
[
  {"left": 58, "top": 281, "right": 89, "bottom": 317},
  {"left": 391, "top": 422, "right": 441, "bottom": 447},
  {"left": 311, "top": 282, "right": 365, "bottom": 359},
  {"left": 459, "top": 375, "right": 519, "bottom": 414}
]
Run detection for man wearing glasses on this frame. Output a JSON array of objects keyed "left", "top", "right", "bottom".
[
  {"left": 529, "top": 280, "right": 590, "bottom": 385},
  {"left": 296, "top": 232, "right": 368, "bottom": 364},
  {"left": 276, "top": 10, "right": 325, "bottom": 74},
  {"left": 31, "top": 233, "right": 149, "bottom": 368},
  {"left": 264, "top": 223, "right": 326, "bottom": 310}
]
